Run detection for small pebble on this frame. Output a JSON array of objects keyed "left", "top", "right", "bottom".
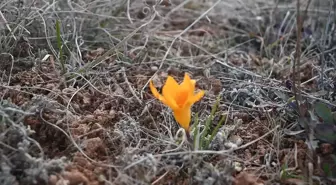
[
  {"left": 224, "top": 142, "right": 238, "bottom": 149},
  {"left": 151, "top": 66, "right": 158, "bottom": 71},
  {"left": 229, "top": 135, "right": 243, "bottom": 146},
  {"left": 233, "top": 162, "right": 243, "bottom": 172}
]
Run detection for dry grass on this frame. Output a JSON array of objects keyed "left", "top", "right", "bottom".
[{"left": 0, "top": 0, "right": 336, "bottom": 185}]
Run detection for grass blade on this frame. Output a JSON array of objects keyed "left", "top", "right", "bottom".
[
  {"left": 205, "top": 113, "right": 226, "bottom": 149},
  {"left": 56, "top": 20, "right": 65, "bottom": 74},
  {"left": 200, "top": 96, "right": 221, "bottom": 149},
  {"left": 192, "top": 113, "right": 200, "bottom": 150}
]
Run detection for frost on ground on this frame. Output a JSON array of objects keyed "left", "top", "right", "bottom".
[{"left": 0, "top": 0, "right": 335, "bottom": 185}]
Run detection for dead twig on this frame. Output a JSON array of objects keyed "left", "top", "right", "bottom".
[
  {"left": 0, "top": 10, "right": 16, "bottom": 40},
  {"left": 293, "top": 0, "right": 313, "bottom": 184},
  {"left": 121, "top": 67, "right": 142, "bottom": 104}
]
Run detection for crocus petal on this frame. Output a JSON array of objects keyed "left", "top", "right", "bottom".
[
  {"left": 186, "top": 90, "right": 205, "bottom": 107},
  {"left": 149, "top": 80, "right": 162, "bottom": 99},
  {"left": 192, "top": 90, "right": 205, "bottom": 102},
  {"left": 173, "top": 107, "right": 191, "bottom": 131},
  {"left": 180, "top": 73, "right": 197, "bottom": 107},
  {"left": 180, "top": 73, "right": 195, "bottom": 92},
  {"left": 162, "top": 76, "right": 179, "bottom": 96},
  {"left": 162, "top": 76, "right": 179, "bottom": 110},
  {"left": 149, "top": 80, "right": 171, "bottom": 106},
  {"left": 190, "top": 79, "right": 196, "bottom": 90},
  {"left": 175, "top": 89, "right": 189, "bottom": 107}
]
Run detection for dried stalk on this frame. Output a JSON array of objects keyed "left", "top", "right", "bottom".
[{"left": 293, "top": 0, "right": 313, "bottom": 184}]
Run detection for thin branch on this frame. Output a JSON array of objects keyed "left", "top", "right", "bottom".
[{"left": 294, "top": 1, "right": 313, "bottom": 184}]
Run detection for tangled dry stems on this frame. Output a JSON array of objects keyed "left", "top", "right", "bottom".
[{"left": 0, "top": 0, "right": 335, "bottom": 184}]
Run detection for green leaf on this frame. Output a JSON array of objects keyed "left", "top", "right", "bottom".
[
  {"left": 322, "top": 163, "right": 332, "bottom": 177},
  {"left": 200, "top": 96, "right": 221, "bottom": 149},
  {"left": 330, "top": 155, "right": 336, "bottom": 177},
  {"left": 314, "top": 102, "right": 334, "bottom": 124},
  {"left": 315, "top": 124, "right": 336, "bottom": 143},
  {"left": 56, "top": 20, "right": 65, "bottom": 74},
  {"left": 205, "top": 114, "right": 226, "bottom": 149},
  {"left": 193, "top": 113, "right": 200, "bottom": 150}
]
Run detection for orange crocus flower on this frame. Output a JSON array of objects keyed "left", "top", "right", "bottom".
[{"left": 149, "top": 73, "right": 205, "bottom": 132}]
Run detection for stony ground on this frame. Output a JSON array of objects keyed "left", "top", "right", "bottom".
[{"left": 0, "top": 0, "right": 336, "bottom": 185}]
